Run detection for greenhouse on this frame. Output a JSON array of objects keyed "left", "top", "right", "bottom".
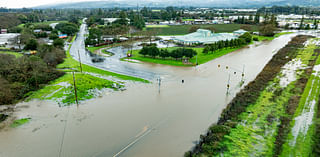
[{"left": 173, "top": 29, "right": 247, "bottom": 45}]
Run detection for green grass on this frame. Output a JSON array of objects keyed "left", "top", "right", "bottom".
[
  {"left": 0, "top": 51, "right": 23, "bottom": 58},
  {"left": 143, "top": 24, "right": 259, "bottom": 36},
  {"left": 216, "top": 40, "right": 317, "bottom": 156},
  {"left": 11, "top": 118, "right": 30, "bottom": 128},
  {"left": 124, "top": 46, "right": 246, "bottom": 67},
  {"left": 146, "top": 25, "right": 170, "bottom": 28},
  {"left": 28, "top": 73, "right": 121, "bottom": 105},
  {"left": 280, "top": 41, "right": 320, "bottom": 157}
]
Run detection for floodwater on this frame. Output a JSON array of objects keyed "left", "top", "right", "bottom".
[{"left": 0, "top": 30, "right": 306, "bottom": 157}]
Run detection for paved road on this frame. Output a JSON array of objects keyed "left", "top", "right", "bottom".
[{"left": 69, "top": 21, "right": 175, "bottom": 81}]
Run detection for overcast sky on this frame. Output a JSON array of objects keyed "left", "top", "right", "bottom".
[{"left": 0, "top": 0, "right": 99, "bottom": 8}]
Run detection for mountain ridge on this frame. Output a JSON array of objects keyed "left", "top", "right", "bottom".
[{"left": 34, "top": 0, "right": 320, "bottom": 9}]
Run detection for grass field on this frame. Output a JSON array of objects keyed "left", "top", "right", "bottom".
[
  {"left": 27, "top": 73, "right": 121, "bottom": 105},
  {"left": 143, "top": 24, "right": 259, "bottom": 36},
  {"left": 146, "top": 25, "right": 170, "bottom": 28},
  {"left": 125, "top": 46, "right": 244, "bottom": 66}
]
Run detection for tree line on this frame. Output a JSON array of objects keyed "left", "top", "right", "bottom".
[
  {"left": 139, "top": 44, "right": 197, "bottom": 60},
  {"left": 203, "top": 32, "right": 252, "bottom": 54},
  {"left": 0, "top": 43, "right": 66, "bottom": 105}
]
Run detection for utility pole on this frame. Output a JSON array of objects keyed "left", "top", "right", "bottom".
[
  {"left": 78, "top": 50, "right": 83, "bottom": 73},
  {"left": 158, "top": 77, "right": 161, "bottom": 94},
  {"left": 72, "top": 72, "right": 79, "bottom": 106},
  {"left": 227, "top": 73, "right": 230, "bottom": 95},
  {"left": 196, "top": 55, "right": 198, "bottom": 66}
]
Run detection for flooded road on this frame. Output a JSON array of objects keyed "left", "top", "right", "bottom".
[{"left": 0, "top": 29, "right": 308, "bottom": 157}]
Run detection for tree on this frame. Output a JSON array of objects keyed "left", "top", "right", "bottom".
[
  {"left": 131, "top": 14, "right": 145, "bottom": 30},
  {"left": 0, "top": 76, "right": 15, "bottom": 105},
  {"left": 299, "top": 16, "right": 304, "bottom": 30},
  {"left": 55, "top": 22, "right": 78, "bottom": 35},
  {"left": 254, "top": 13, "right": 260, "bottom": 24},
  {"left": 314, "top": 19, "right": 318, "bottom": 29},
  {"left": 53, "top": 38, "right": 65, "bottom": 48},
  {"left": 259, "top": 24, "right": 277, "bottom": 37},
  {"left": 203, "top": 45, "right": 209, "bottom": 54},
  {"left": 239, "top": 32, "right": 252, "bottom": 43},
  {"left": 49, "top": 33, "right": 59, "bottom": 40},
  {"left": 183, "top": 49, "right": 197, "bottom": 59},
  {"left": 139, "top": 46, "right": 149, "bottom": 57},
  {"left": 24, "top": 39, "right": 38, "bottom": 50},
  {"left": 159, "top": 49, "right": 169, "bottom": 59},
  {"left": 114, "top": 11, "right": 129, "bottom": 26},
  {"left": 148, "top": 46, "right": 159, "bottom": 58}
]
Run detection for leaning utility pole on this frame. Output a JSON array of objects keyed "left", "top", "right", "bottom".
[
  {"left": 78, "top": 50, "right": 83, "bottom": 73},
  {"left": 72, "top": 72, "right": 79, "bottom": 106},
  {"left": 158, "top": 77, "right": 161, "bottom": 94}
]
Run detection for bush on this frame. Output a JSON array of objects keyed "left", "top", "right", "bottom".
[
  {"left": 24, "top": 39, "right": 38, "bottom": 50},
  {"left": 253, "top": 37, "right": 259, "bottom": 41}
]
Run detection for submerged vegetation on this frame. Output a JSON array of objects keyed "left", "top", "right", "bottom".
[
  {"left": 11, "top": 118, "right": 31, "bottom": 128},
  {"left": 29, "top": 35, "right": 148, "bottom": 106},
  {"left": 185, "top": 35, "right": 318, "bottom": 156}
]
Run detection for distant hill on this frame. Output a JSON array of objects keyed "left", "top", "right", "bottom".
[{"left": 34, "top": 0, "right": 320, "bottom": 9}]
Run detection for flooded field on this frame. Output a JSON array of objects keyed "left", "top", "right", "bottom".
[{"left": 0, "top": 31, "right": 304, "bottom": 157}]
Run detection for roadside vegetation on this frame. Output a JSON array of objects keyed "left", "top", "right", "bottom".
[{"left": 185, "top": 35, "right": 315, "bottom": 157}]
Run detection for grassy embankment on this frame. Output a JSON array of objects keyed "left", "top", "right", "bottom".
[
  {"left": 123, "top": 32, "right": 292, "bottom": 67},
  {"left": 185, "top": 35, "right": 314, "bottom": 157},
  {"left": 279, "top": 39, "right": 320, "bottom": 157},
  {"left": 28, "top": 36, "right": 148, "bottom": 105},
  {"left": 218, "top": 39, "right": 319, "bottom": 157}
]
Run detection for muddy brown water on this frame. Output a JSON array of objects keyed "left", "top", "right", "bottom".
[{"left": 0, "top": 33, "right": 299, "bottom": 157}]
